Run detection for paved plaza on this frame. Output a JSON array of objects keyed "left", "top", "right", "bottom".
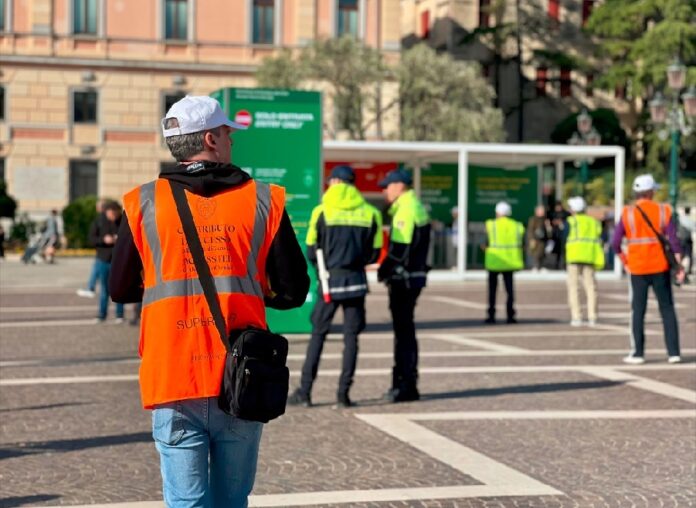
[{"left": 1, "top": 258, "right": 695, "bottom": 507}]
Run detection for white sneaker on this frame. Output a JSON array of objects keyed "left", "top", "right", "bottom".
[
  {"left": 570, "top": 320, "right": 583, "bottom": 327},
  {"left": 623, "top": 355, "right": 645, "bottom": 365},
  {"left": 112, "top": 318, "right": 125, "bottom": 325},
  {"left": 668, "top": 356, "right": 682, "bottom": 364},
  {"left": 587, "top": 320, "right": 597, "bottom": 327},
  {"left": 77, "top": 289, "right": 96, "bottom": 298}
]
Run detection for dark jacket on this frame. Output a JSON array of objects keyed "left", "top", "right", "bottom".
[
  {"left": 109, "top": 162, "right": 309, "bottom": 310},
  {"left": 90, "top": 213, "right": 120, "bottom": 263}
]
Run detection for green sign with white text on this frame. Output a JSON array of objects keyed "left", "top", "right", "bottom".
[{"left": 211, "top": 88, "right": 321, "bottom": 333}]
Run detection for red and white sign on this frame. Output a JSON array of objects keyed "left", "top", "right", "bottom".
[
  {"left": 234, "top": 110, "right": 252, "bottom": 127},
  {"left": 324, "top": 161, "right": 398, "bottom": 193}
]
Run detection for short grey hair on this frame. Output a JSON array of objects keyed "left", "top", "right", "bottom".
[{"left": 163, "top": 118, "right": 220, "bottom": 162}]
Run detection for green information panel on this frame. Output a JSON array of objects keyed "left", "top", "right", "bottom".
[
  {"left": 420, "top": 164, "right": 458, "bottom": 224},
  {"left": 468, "top": 165, "right": 537, "bottom": 223},
  {"left": 211, "top": 88, "right": 321, "bottom": 333}
]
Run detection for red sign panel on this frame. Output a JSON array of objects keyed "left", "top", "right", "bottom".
[{"left": 324, "top": 161, "right": 398, "bottom": 193}]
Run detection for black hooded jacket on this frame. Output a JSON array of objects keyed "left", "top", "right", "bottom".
[{"left": 109, "top": 162, "right": 309, "bottom": 310}]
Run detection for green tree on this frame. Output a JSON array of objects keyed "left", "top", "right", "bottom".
[
  {"left": 255, "top": 50, "right": 308, "bottom": 89},
  {"left": 62, "top": 195, "right": 99, "bottom": 249},
  {"left": 398, "top": 44, "right": 505, "bottom": 142},
  {"left": 302, "top": 36, "right": 388, "bottom": 140}
]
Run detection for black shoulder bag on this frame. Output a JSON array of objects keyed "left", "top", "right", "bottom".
[
  {"left": 634, "top": 204, "right": 681, "bottom": 278},
  {"left": 169, "top": 181, "right": 289, "bottom": 423}
]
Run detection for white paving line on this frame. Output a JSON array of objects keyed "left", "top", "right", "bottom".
[
  {"left": 6, "top": 348, "right": 695, "bottom": 368},
  {"left": 592, "top": 322, "right": 662, "bottom": 336},
  {"left": 428, "top": 333, "right": 528, "bottom": 353},
  {"left": 3, "top": 363, "right": 694, "bottom": 386},
  {"left": 581, "top": 367, "right": 696, "bottom": 404},
  {"left": 426, "top": 295, "right": 487, "bottom": 310},
  {"left": 0, "top": 305, "right": 96, "bottom": 313},
  {"left": 0, "top": 319, "right": 100, "bottom": 328},
  {"left": 379, "top": 410, "right": 696, "bottom": 420}
]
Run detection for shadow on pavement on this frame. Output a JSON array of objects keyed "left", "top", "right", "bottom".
[
  {"left": 0, "top": 402, "right": 92, "bottom": 413},
  {"left": 0, "top": 431, "right": 152, "bottom": 461},
  {"left": 0, "top": 495, "right": 60, "bottom": 507}
]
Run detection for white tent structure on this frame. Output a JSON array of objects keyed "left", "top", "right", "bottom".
[{"left": 323, "top": 141, "right": 626, "bottom": 279}]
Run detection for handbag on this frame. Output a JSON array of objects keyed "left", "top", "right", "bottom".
[{"left": 169, "top": 180, "right": 289, "bottom": 423}]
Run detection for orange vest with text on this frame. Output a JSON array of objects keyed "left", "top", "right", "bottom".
[
  {"left": 621, "top": 199, "right": 671, "bottom": 275},
  {"left": 122, "top": 178, "right": 285, "bottom": 408}
]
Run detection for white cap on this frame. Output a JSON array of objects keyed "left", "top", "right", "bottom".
[
  {"left": 632, "top": 174, "right": 660, "bottom": 193},
  {"left": 495, "top": 201, "right": 512, "bottom": 216},
  {"left": 162, "top": 96, "right": 248, "bottom": 138},
  {"left": 567, "top": 196, "right": 586, "bottom": 213}
]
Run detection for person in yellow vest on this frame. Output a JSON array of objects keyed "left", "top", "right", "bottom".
[
  {"left": 565, "top": 196, "right": 604, "bottom": 327},
  {"left": 109, "top": 96, "right": 309, "bottom": 506},
  {"left": 484, "top": 201, "right": 524, "bottom": 324},
  {"left": 612, "top": 174, "right": 684, "bottom": 364}
]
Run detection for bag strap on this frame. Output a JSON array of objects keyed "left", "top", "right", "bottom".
[
  {"left": 635, "top": 204, "right": 667, "bottom": 241},
  {"left": 169, "top": 180, "right": 232, "bottom": 351}
]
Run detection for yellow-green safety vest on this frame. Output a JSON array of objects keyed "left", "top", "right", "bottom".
[
  {"left": 565, "top": 214, "right": 605, "bottom": 270},
  {"left": 485, "top": 217, "right": 524, "bottom": 271}
]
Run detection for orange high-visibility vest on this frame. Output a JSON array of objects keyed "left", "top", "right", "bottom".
[
  {"left": 621, "top": 199, "right": 671, "bottom": 275},
  {"left": 122, "top": 178, "right": 285, "bottom": 408}
]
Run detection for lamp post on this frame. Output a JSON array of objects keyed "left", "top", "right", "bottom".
[
  {"left": 568, "top": 108, "right": 602, "bottom": 197},
  {"left": 648, "top": 58, "right": 696, "bottom": 214}
]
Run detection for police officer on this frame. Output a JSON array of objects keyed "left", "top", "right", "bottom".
[
  {"left": 288, "top": 165, "right": 382, "bottom": 408},
  {"left": 565, "top": 196, "right": 604, "bottom": 327},
  {"left": 612, "top": 174, "right": 685, "bottom": 364},
  {"left": 484, "top": 201, "right": 524, "bottom": 324},
  {"left": 377, "top": 169, "right": 431, "bottom": 403}
]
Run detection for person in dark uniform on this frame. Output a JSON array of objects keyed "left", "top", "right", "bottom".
[
  {"left": 377, "top": 169, "right": 431, "bottom": 403},
  {"left": 288, "top": 165, "right": 382, "bottom": 408}
]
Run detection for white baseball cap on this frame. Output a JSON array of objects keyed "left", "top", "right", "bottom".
[
  {"left": 162, "top": 96, "right": 248, "bottom": 138},
  {"left": 567, "top": 196, "right": 586, "bottom": 213},
  {"left": 632, "top": 174, "right": 660, "bottom": 192},
  {"left": 495, "top": 201, "right": 512, "bottom": 216}
]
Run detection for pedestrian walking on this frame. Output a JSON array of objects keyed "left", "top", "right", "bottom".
[
  {"left": 377, "top": 169, "right": 430, "bottom": 403},
  {"left": 565, "top": 197, "right": 604, "bottom": 327},
  {"left": 110, "top": 95, "right": 309, "bottom": 507},
  {"left": 77, "top": 199, "right": 106, "bottom": 298},
  {"left": 612, "top": 174, "right": 685, "bottom": 364},
  {"left": 677, "top": 206, "right": 694, "bottom": 277},
  {"left": 288, "top": 165, "right": 382, "bottom": 408},
  {"left": 41, "top": 209, "right": 62, "bottom": 264},
  {"left": 91, "top": 201, "right": 124, "bottom": 323},
  {"left": 551, "top": 201, "right": 569, "bottom": 269},
  {"left": 484, "top": 201, "right": 524, "bottom": 324},
  {"left": 526, "top": 205, "right": 548, "bottom": 271}
]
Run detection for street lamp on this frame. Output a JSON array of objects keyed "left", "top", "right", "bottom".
[
  {"left": 649, "top": 58, "right": 695, "bottom": 214},
  {"left": 568, "top": 108, "right": 602, "bottom": 197}
]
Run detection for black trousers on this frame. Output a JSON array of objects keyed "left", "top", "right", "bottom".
[
  {"left": 388, "top": 284, "right": 422, "bottom": 391},
  {"left": 630, "top": 272, "right": 680, "bottom": 357},
  {"left": 487, "top": 271, "right": 515, "bottom": 320},
  {"left": 299, "top": 294, "right": 366, "bottom": 396}
]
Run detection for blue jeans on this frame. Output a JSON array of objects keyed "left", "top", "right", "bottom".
[
  {"left": 152, "top": 397, "right": 263, "bottom": 508},
  {"left": 95, "top": 258, "right": 123, "bottom": 319},
  {"left": 87, "top": 259, "right": 99, "bottom": 291}
]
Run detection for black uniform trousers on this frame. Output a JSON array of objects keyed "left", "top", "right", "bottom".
[
  {"left": 630, "top": 271, "right": 680, "bottom": 357},
  {"left": 387, "top": 283, "right": 423, "bottom": 391},
  {"left": 487, "top": 271, "right": 515, "bottom": 320},
  {"left": 299, "top": 293, "right": 366, "bottom": 397}
]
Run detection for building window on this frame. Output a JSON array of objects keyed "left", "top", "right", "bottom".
[
  {"left": 73, "top": 90, "right": 98, "bottom": 123},
  {"left": 0, "top": 158, "right": 5, "bottom": 185},
  {"left": 536, "top": 67, "right": 547, "bottom": 97},
  {"left": 69, "top": 161, "right": 98, "bottom": 202},
  {"left": 73, "top": 0, "right": 98, "bottom": 35},
  {"left": 163, "top": 91, "right": 187, "bottom": 116},
  {"left": 253, "top": 0, "right": 275, "bottom": 44},
  {"left": 165, "top": 0, "right": 188, "bottom": 40},
  {"left": 586, "top": 73, "right": 594, "bottom": 97},
  {"left": 0, "top": 0, "right": 6, "bottom": 31},
  {"left": 582, "top": 0, "right": 593, "bottom": 26},
  {"left": 420, "top": 10, "right": 430, "bottom": 39},
  {"left": 479, "top": 0, "right": 490, "bottom": 28},
  {"left": 560, "top": 68, "right": 572, "bottom": 98},
  {"left": 0, "top": 86, "right": 5, "bottom": 121},
  {"left": 337, "top": 0, "right": 358, "bottom": 37}
]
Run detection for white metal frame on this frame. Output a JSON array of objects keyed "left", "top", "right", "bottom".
[{"left": 323, "top": 141, "right": 626, "bottom": 280}]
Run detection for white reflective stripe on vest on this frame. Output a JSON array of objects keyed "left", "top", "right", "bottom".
[
  {"left": 625, "top": 204, "right": 665, "bottom": 245},
  {"left": 329, "top": 284, "right": 368, "bottom": 294},
  {"left": 140, "top": 181, "right": 271, "bottom": 305}
]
